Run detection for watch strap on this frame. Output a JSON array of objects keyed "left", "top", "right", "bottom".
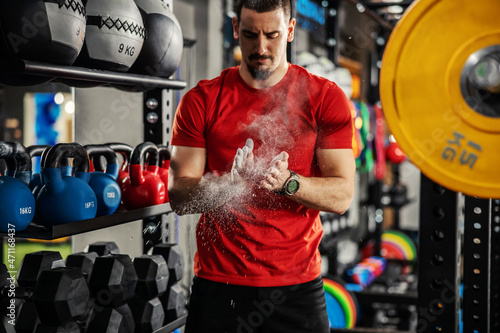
[{"left": 274, "top": 170, "right": 300, "bottom": 196}]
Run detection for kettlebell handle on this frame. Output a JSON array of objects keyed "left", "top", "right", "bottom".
[
  {"left": 157, "top": 145, "right": 171, "bottom": 167},
  {"left": 27, "top": 145, "right": 52, "bottom": 174},
  {"left": 10, "top": 142, "right": 32, "bottom": 172},
  {"left": 129, "top": 142, "right": 159, "bottom": 186},
  {"left": 85, "top": 144, "right": 119, "bottom": 166},
  {"left": 34, "top": 146, "right": 71, "bottom": 171},
  {"left": 107, "top": 142, "right": 133, "bottom": 172},
  {"left": 0, "top": 142, "right": 16, "bottom": 173},
  {"left": 0, "top": 142, "right": 33, "bottom": 186},
  {"left": 130, "top": 142, "right": 159, "bottom": 167},
  {"left": 27, "top": 145, "right": 51, "bottom": 158},
  {"left": 43, "top": 143, "right": 90, "bottom": 173},
  {"left": 0, "top": 142, "right": 31, "bottom": 172}
]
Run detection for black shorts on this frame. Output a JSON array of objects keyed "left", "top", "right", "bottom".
[{"left": 184, "top": 276, "right": 329, "bottom": 333}]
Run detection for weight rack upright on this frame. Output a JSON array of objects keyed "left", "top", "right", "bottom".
[{"left": 418, "top": 174, "right": 500, "bottom": 332}]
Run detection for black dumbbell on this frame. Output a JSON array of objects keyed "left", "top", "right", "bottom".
[
  {"left": 16, "top": 301, "right": 40, "bottom": 333},
  {"left": 66, "top": 241, "right": 120, "bottom": 283},
  {"left": 0, "top": 264, "right": 90, "bottom": 327},
  {"left": 86, "top": 303, "right": 135, "bottom": 333},
  {"left": 150, "top": 243, "right": 186, "bottom": 324},
  {"left": 11, "top": 251, "right": 66, "bottom": 332},
  {"left": 128, "top": 298, "right": 165, "bottom": 333},
  {"left": 84, "top": 253, "right": 138, "bottom": 333},
  {"left": 159, "top": 283, "right": 186, "bottom": 324},
  {"left": 85, "top": 241, "right": 120, "bottom": 256},
  {"left": 151, "top": 243, "right": 184, "bottom": 286},
  {"left": 133, "top": 255, "right": 169, "bottom": 300},
  {"left": 88, "top": 254, "right": 138, "bottom": 308},
  {"left": 65, "top": 252, "right": 98, "bottom": 284},
  {"left": 128, "top": 255, "right": 169, "bottom": 332},
  {"left": 17, "top": 251, "right": 66, "bottom": 288}
]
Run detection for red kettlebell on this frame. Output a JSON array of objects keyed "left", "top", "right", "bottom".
[
  {"left": 386, "top": 141, "right": 406, "bottom": 165},
  {"left": 88, "top": 159, "right": 96, "bottom": 173},
  {"left": 157, "top": 145, "right": 170, "bottom": 203},
  {"left": 121, "top": 142, "right": 165, "bottom": 210},
  {"left": 106, "top": 143, "right": 133, "bottom": 185}
]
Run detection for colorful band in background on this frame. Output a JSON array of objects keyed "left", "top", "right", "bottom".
[
  {"left": 361, "top": 230, "right": 417, "bottom": 264},
  {"left": 323, "top": 278, "right": 357, "bottom": 329}
]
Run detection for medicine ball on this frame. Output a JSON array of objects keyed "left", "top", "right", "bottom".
[
  {"left": 130, "top": 0, "right": 183, "bottom": 78},
  {"left": 0, "top": 0, "right": 86, "bottom": 85},
  {"left": 74, "top": 0, "right": 146, "bottom": 72}
]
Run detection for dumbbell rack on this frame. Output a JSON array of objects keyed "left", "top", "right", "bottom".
[{"left": 0, "top": 58, "right": 188, "bottom": 331}]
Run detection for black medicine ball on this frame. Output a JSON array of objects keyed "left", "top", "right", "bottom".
[{"left": 130, "top": 0, "right": 183, "bottom": 78}]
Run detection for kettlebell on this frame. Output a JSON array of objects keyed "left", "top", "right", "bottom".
[
  {"left": 27, "top": 145, "right": 72, "bottom": 197},
  {"left": 121, "top": 142, "right": 165, "bottom": 210},
  {"left": 157, "top": 145, "right": 170, "bottom": 203},
  {"left": 3, "top": 152, "right": 16, "bottom": 178},
  {"left": 84, "top": 144, "right": 122, "bottom": 216},
  {"left": 0, "top": 142, "right": 36, "bottom": 232},
  {"left": 106, "top": 143, "right": 133, "bottom": 182},
  {"left": 107, "top": 142, "right": 133, "bottom": 208},
  {"left": 26, "top": 145, "right": 51, "bottom": 195},
  {"left": 36, "top": 143, "right": 97, "bottom": 226}
]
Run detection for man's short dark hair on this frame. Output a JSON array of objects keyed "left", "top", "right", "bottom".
[{"left": 236, "top": 0, "right": 292, "bottom": 22}]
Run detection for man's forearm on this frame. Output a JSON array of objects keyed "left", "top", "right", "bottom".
[
  {"left": 168, "top": 173, "right": 246, "bottom": 215},
  {"left": 287, "top": 175, "right": 354, "bottom": 214}
]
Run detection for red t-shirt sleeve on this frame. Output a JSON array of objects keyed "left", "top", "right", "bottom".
[
  {"left": 316, "top": 82, "right": 354, "bottom": 149},
  {"left": 171, "top": 86, "right": 207, "bottom": 148}
]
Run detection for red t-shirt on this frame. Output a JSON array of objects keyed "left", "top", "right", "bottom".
[{"left": 171, "top": 64, "right": 353, "bottom": 287}]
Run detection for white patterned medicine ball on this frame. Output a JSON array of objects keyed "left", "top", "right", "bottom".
[{"left": 77, "top": 0, "right": 146, "bottom": 72}]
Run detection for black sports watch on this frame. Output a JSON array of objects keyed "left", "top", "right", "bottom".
[{"left": 275, "top": 170, "right": 300, "bottom": 196}]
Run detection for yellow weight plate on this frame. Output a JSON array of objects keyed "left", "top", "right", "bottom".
[{"left": 380, "top": 0, "right": 500, "bottom": 198}]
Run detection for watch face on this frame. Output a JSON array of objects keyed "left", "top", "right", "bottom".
[{"left": 287, "top": 180, "right": 299, "bottom": 193}]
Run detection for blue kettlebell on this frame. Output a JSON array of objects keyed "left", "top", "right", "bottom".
[
  {"left": 0, "top": 142, "right": 36, "bottom": 232},
  {"left": 36, "top": 143, "right": 97, "bottom": 226},
  {"left": 27, "top": 145, "right": 73, "bottom": 198},
  {"left": 26, "top": 145, "right": 51, "bottom": 195},
  {"left": 84, "top": 144, "right": 121, "bottom": 216}
]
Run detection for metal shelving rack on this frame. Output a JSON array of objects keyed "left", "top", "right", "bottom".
[
  {"left": 0, "top": 204, "right": 172, "bottom": 240},
  {"left": 417, "top": 174, "right": 500, "bottom": 333},
  {"left": 0, "top": 59, "right": 187, "bottom": 90},
  {"left": 153, "top": 315, "right": 187, "bottom": 333},
  {"left": 0, "top": 57, "right": 187, "bottom": 332}
]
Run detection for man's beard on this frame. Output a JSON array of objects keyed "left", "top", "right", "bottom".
[{"left": 246, "top": 55, "right": 274, "bottom": 81}]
